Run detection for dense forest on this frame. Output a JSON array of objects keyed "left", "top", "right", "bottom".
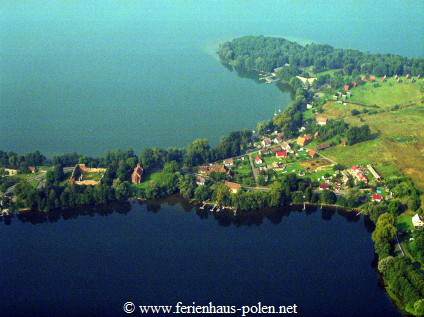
[{"left": 218, "top": 35, "right": 424, "bottom": 76}]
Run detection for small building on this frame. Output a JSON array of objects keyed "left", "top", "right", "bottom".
[
  {"left": 307, "top": 149, "right": 317, "bottom": 158},
  {"left": 306, "top": 104, "right": 313, "bottom": 109},
  {"left": 276, "top": 151, "right": 288, "bottom": 158},
  {"left": 261, "top": 138, "right": 272, "bottom": 147},
  {"left": 341, "top": 94, "right": 347, "bottom": 100},
  {"left": 304, "top": 134, "right": 313, "bottom": 142},
  {"left": 346, "top": 92, "right": 352, "bottom": 97},
  {"left": 332, "top": 95, "right": 338, "bottom": 101},
  {"left": 224, "top": 181, "right": 241, "bottom": 194},
  {"left": 367, "top": 165, "right": 381, "bottom": 181},
  {"left": 273, "top": 136, "right": 283, "bottom": 144},
  {"left": 209, "top": 165, "right": 227, "bottom": 174},
  {"left": 369, "top": 76, "right": 375, "bottom": 82},
  {"left": 255, "top": 156, "right": 263, "bottom": 164},
  {"left": 316, "top": 143, "right": 331, "bottom": 151},
  {"left": 297, "top": 137, "right": 307, "bottom": 146},
  {"left": 223, "top": 158, "right": 234, "bottom": 167},
  {"left": 316, "top": 117, "right": 328, "bottom": 126},
  {"left": 406, "top": 74, "right": 410, "bottom": 79},
  {"left": 28, "top": 166, "right": 37, "bottom": 173},
  {"left": 131, "top": 163, "right": 144, "bottom": 184},
  {"left": 281, "top": 141, "right": 291, "bottom": 151},
  {"left": 352, "top": 82, "right": 357, "bottom": 87},
  {"left": 344, "top": 85, "right": 350, "bottom": 91},
  {"left": 196, "top": 175, "right": 206, "bottom": 186},
  {"left": 314, "top": 132, "right": 320, "bottom": 139},
  {"left": 4, "top": 168, "right": 18, "bottom": 176},
  {"left": 412, "top": 214, "right": 424, "bottom": 229},
  {"left": 319, "top": 183, "right": 330, "bottom": 190},
  {"left": 270, "top": 147, "right": 282, "bottom": 153},
  {"left": 372, "top": 194, "right": 383, "bottom": 202}
]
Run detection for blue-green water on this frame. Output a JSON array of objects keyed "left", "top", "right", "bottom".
[
  {"left": 0, "top": 200, "right": 402, "bottom": 317},
  {"left": 1, "top": 1, "right": 423, "bottom": 157}
]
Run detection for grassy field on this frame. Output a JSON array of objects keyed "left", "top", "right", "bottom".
[
  {"left": 397, "top": 210, "right": 415, "bottom": 232},
  {"left": 323, "top": 105, "right": 424, "bottom": 190},
  {"left": 131, "top": 171, "right": 173, "bottom": 189},
  {"left": 234, "top": 161, "right": 253, "bottom": 177},
  {"left": 347, "top": 78, "right": 423, "bottom": 107}
]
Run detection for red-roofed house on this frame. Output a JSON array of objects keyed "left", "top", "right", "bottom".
[
  {"left": 344, "top": 85, "right": 350, "bottom": 91},
  {"left": 319, "top": 183, "right": 330, "bottom": 190},
  {"left": 353, "top": 82, "right": 357, "bottom": 87},
  {"left": 255, "top": 156, "right": 263, "bottom": 164},
  {"left": 372, "top": 194, "right": 383, "bottom": 202},
  {"left": 224, "top": 181, "right": 241, "bottom": 194},
  {"left": 276, "top": 151, "right": 287, "bottom": 158},
  {"left": 307, "top": 149, "right": 317, "bottom": 158},
  {"left": 369, "top": 76, "right": 375, "bottom": 82}
]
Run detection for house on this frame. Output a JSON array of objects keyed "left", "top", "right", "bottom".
[
  {"left": 297, "top": 137, "right": 307, "bottom": 146},
  {"left": 314, "top": 132, "right": 320, "bottom": 139},
  {"left": 412, "top": 214, "right": 424, "bottom": 229},
  {"left": 342, "top": 170, "right": 350, "bottom": 184},
  {"left": 299, "top": 126, "right": 306, "bottom": 132},
  {"left": 273, "top": 136, "right": 283, "bottom": 144},
  {"left": 333, "top": 95, "right": 338, "bottom": 101},
  {"left": 344, "top": 85, "right": 350, "bottom": 91},
  {"left": 406, "top": 74, "right": 410, "bottom": 79},
  {"left": 352, "top": 82, "right": 357, "bottom": 87},
  {"left": 307, "top": 149, "right": 317, "bottom": 158},
  {"left": 131, "top": 163, "right": 144, "bottom": 184},
  {"left": 223, "top": 158, "right": 234, "bottom": 167},
  {"left": 224, "top": 181, "right": 241, "bottom": 194},
  {"left": 306, "top": 104, "right": 313, "bottom": 109},
  {"left": 197, "top": 165, "right": 227, "bottom": 175},
  {"left": 316, "top": 117, "right": 328, "bottom": 126},
  {"left": 297, "top": 134, "right": 312, "bottom": 146},
  {"left": 319, "top": 183, "right": 330, "bottom": 190},
  {"left": 281, "top": 141, "right": 291, "bottom": 151},
  {"left": 270, "top": 147, "right": 282, "bottom": 153},
  {"left": 196, "top": 175, "right": 206, "bottom": 186},
  {"left": 369, "top": 76, "right": 375, "bottom": 82},
  {"left": 209, "top": 165, "right": 227, "bottom": 174},
  {"left": 351, "top": 165, "right": 368, "bottom": 183},
  {"left": 372, "top": 194, "right": 383, "bottom": 202},
  {"left": 4, "top": 168, "right": 18, "bottom": 176},
  {"left": 341, "top": 94, "right": 347, "bottom": 100},
  {"left": 255, "top": 156, "right": 263, "bottom": 164},
  {"left": 259, "top": 149, "right": 268, "bottom": 156},
  {"left": 261, "top": 138, "right": 272, "bottom": 147},
  {"left": 28, "top": 166, "right": 37, "bottom": 173},
  {"left": 197, "top": 166, "right": 210, "bottom": 175},
  {"left": 276, "top": 151, "right": 287, "bottom": 158},
  {"left": 316, "top": 143, "right": 331, "bottom": 151}
]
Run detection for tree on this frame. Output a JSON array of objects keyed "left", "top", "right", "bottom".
[
  {"left": 215, "top": 184, "right": 231, "bottom": 206},
  {"left": 372, "top": 213, "right": 397, "bottom": 258},
  {"left": 178, "top": 174, "right": 196, "bottom": 200},
  {"left": 186, "top": 139, "right": 210, "bottom": 166}
]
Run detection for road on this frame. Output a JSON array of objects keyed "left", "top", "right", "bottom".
[
  {"left": 247, "top": 152, "right": 259, "bottom": 186},
  {"left": 5, "top": 166, "right": 74, "bottom": 194}
]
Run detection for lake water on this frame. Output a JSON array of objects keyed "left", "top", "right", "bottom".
[
  {"left": 0, "top": 199, "right": 402, "bottom": 317},
  {"left": 1, "top": 1, "right": 423, "bottom": 157}
]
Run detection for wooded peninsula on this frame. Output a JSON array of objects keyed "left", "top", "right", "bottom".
[{"left": 1, "top": 36, "right": 423, "bottom": 316}]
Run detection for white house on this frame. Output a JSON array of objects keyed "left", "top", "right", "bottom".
[{"left": 412, "top": 214, "right": 424, "bottom": 229}]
